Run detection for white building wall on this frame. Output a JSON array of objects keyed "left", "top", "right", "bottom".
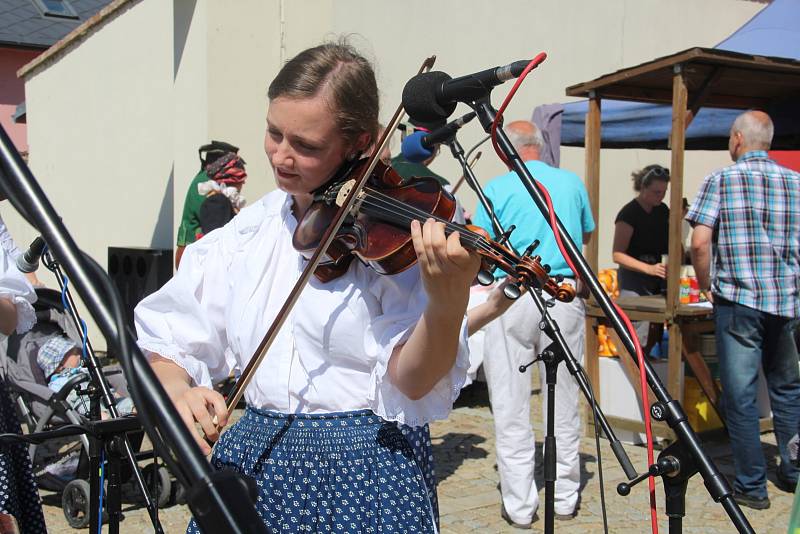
[
  {"left": 13, "top": 0, "right": 174, "bottom": 347},
  {"left": 204, "top": 0, "right": 282, "bottom": 202},
  {"left": 172, "top": 0, "right": 208, "bottom": 244},
  {"left": 11, "top": 0, "right": 764, "bottom": 349}
]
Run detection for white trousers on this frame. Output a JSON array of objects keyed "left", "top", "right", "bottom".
[{"left": 483, "top": 285, "right": 585, "bottom": 523}]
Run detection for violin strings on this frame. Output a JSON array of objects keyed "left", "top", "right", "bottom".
[
  {"left": 359, "top": 190, "right": 491, "bottom": 249},
  {"left": 357, "top": 188, "right": 519, "bottom": 266},
  {"left": 360, "top": 192, "right": 516, "bottom": 265},
  {"left": 330, "top": 182, "right": 471, "bottom": 238},
  {"left": 325, "top": 182, "right": 521, "bottom": 267}
]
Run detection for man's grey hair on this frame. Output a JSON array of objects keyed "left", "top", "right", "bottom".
[
  {"left": 732, "top": 111, "right": 774, "bottom": 150},
  {"left": 506, "top": 124, "right": 545, "bottom": 152}
]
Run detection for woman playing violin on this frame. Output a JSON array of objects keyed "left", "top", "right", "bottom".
[{"left": 135, "top": 41, "right": 484, "bottom": 532}]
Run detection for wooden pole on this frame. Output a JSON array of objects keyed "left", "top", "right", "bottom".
[
  {"left": 667, "top": 65, "right": 688, "bottom": 398},
  {"left": 584, "top": 94, "right": 602, "bottom": 401}
]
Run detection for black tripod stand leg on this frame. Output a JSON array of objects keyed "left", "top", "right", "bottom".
[
  {"left": 88, "top": 432, "right": 102, "bottom": 533},
  {"left": 540, "top": 345, "right": 560, "bottom": 533},
  {"left": 664, "top": 475, "right": 688, "bottom": 534},
  {"left": 106, "top": 436, "right": 125, "bottom": 534}
]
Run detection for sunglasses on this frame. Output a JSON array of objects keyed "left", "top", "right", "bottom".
[{"left": 642, "top": 166, "right": 669, "bottom": 183}]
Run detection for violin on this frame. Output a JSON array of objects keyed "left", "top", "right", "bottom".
[{"left": 292, "top": 157, "right": 575, "bottom": 303}]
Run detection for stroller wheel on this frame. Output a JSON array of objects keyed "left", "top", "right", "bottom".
[
  {"left": 173, "top": 480, "right": 187, "bottom": 505},
  {"left": 62, "top": 479, "right": 91, "bottom": 529},
  {"left": 143, "top": 464, "right": 172, "bottom": 508}
]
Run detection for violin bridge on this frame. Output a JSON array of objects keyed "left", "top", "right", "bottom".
[{"left": 335, "top": 179, "right": 364, "bottom": 212}]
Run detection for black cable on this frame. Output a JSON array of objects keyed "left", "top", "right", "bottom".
[
  {"left": 577, "top": 363, "right": 609, "bottom": 533},
  {"left": 465, "top": 134, "right": 491, "bottom": 163}
]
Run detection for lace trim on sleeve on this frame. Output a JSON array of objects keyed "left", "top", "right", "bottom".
[
  {"left": 13, "top": 296, "right": 36, "bottom": 335},
  {"left": 367, "top": 318, "right": 470, "bottom": 428},
  {"left": 138, "top": 342, "right": 213, "bottom": 389}
]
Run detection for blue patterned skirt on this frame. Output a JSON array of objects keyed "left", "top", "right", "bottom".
[
  {"left": 398, "top": 423, "right": 438, "bottom": 523},
  {"left": 0, "top": 379, "right": 46, "bottom": 534},
  {"left": 187, "top": 408, "right": 437, "bottom": 533}
]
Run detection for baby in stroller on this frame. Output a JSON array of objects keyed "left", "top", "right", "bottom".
[{"left": 36, "top": 334, "right": 134, "bottom": 418}]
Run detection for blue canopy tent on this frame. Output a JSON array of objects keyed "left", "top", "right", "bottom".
[{"left": 535, "top": 0, "right": 800, "bottom": 160}]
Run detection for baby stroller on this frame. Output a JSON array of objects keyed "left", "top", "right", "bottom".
[{"left": 0, "top": 288, "right": 174, "bottom": 528}]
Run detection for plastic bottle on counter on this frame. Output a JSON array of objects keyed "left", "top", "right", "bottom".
[
  {"left": 679, "top": 266, "right": 691, "bottom": 304},
  {"left": 689, "top": 276, "right": 700, "bottom": 303}
]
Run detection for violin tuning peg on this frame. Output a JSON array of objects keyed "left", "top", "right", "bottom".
[
  {"left": 554, "top": 274, "right": 564, "bottom": 283},
  {"left": 523, "top": 240, "right": 540, "bottom": 257},
  {"left": 543, "top": 264, "right": 551, "bottom": 274},
  {"left": 476, "top": 269, "right": 495, "bottom": 286},
  {"left": 496, "top": 225, "right": 516, "bottom": 246},
  {"left": 503, "top": 282, "right": 522, "bottom": 300}
]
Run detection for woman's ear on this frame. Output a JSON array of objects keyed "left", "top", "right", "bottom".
[{"left": 354, "top": 132, "right": 372, "bottom": 154}]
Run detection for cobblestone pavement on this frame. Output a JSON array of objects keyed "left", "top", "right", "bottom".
[{"left": 40, "top": 373, "right": 794, "bottom": 533}]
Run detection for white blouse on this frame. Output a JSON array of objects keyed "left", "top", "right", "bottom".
[
  {"left": 0, "top": 212, "right": 22, "bottom": 261},
  {"left": 0, "top": 212, "right": 36, "bottom": 335},
  {"left": 134, "top": 190, "right": 470, "bottom": 427}
]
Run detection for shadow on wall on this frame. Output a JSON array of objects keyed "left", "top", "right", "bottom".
[
  {"left": 150, "top": 166, "right": 173, "bottom": 249},
  {"left": 173, "top": 0, "right": 197, "bottom": 80}
]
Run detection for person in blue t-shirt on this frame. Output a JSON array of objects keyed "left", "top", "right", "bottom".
[{"left": 473, "top": 120, "right": 595, "bottom": 528}]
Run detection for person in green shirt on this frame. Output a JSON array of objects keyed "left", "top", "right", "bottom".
[{"left": 175, "top": 140, "right": 240, "bottom": 267}]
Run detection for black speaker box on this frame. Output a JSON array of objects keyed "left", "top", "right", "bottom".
[{"left": 107, "top": 247, "right": 173, "bottom": 331}]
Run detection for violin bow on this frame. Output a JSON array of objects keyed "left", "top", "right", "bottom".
[
  {"left": 450, "top": 150, "right": 482, "bottom": 194},
  {"left": 224, "top": 56, "right": 437, "bottom": 415}
]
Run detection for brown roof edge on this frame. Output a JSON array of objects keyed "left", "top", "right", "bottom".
[
  {"left": 565, "top": 46, "right": 800, "bottom": 98},
  {"left": 17, "top": 0, "right": 140, "bottom": 80}
]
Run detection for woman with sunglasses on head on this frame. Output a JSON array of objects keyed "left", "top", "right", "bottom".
[
  {"left": 135, "top": 41, "right": 481, "bottom": 533},
  {"left": 612, "top": 164, "right": 671, "bottom": 298}
]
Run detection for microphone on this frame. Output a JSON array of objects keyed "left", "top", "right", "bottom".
[
  {"left": 400, "top": 112, "right": 477, "bottom": 163},
  {"left": 402, "top": 60, "right": 531, "bottom": 123},
  {"left": 16, "top": 236, "right": 46, "bottom": 273}
]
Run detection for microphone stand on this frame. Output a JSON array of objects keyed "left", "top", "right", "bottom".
[
  {"left": 466, "top": 98, "right": 753, "bottom": 534},
  {"left": 39, "top": 250, "right": 164, "bottom": 534},
  {"left": 447, "top": 137, "right": 636, "bottom": 532},
  {"left": 0, "top": 124, "right": 268, "bottom": 534}
]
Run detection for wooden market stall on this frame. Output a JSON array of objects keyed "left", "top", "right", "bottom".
[{"left": 565, "top": 47, "right": 800, "bottom": 439}]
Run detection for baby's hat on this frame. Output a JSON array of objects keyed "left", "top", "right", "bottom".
[{"left": 37, "top": 336, "right": 77, "bottom": 379}]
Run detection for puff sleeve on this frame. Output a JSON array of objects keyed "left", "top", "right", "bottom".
[
  {"left": 134, "top": 230, "right": 236, "bottom": 388},
  {"left": 365, "top": 266, "right": 470, "bottom": 427},
  {"left": 0, "top": 268, "right": 36, "bottom": 335}
]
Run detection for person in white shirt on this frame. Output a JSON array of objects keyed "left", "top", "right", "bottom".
[
  {"left": 0, "top": 212, "right": 43, "bottom": 288},
  {"left": 135, "top": 41, "right": 482, "bottom": 533},
  {"left": 0, "top": 196, "right": 46, "bottom": 533}
]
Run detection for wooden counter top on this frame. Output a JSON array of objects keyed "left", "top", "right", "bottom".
[{"left": 586, "top": 294, "right": 713, "bottom": 321}]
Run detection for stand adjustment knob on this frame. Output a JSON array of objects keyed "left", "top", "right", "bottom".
[
  {"left": 616, "top": 455, "right": 682, "bottom": 497},
  {"left": 651, "top": 402, "right": 666, "bottom": 421}
]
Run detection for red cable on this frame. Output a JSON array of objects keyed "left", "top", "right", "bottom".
[{"left": 490, "top": 53, "right": 659, "bottom": 533}]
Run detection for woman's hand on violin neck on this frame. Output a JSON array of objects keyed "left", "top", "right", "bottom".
[{"left": 411, "top": 218, "right": 481, "bottom": 310}]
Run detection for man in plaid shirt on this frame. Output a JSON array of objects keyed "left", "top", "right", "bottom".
[{"left": 687, "top": 110, "right": 800, "bottom": 510}]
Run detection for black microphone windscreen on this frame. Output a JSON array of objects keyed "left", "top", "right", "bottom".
[{"left": 402, "top": 71, "right": 457, "bottom": 124}]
